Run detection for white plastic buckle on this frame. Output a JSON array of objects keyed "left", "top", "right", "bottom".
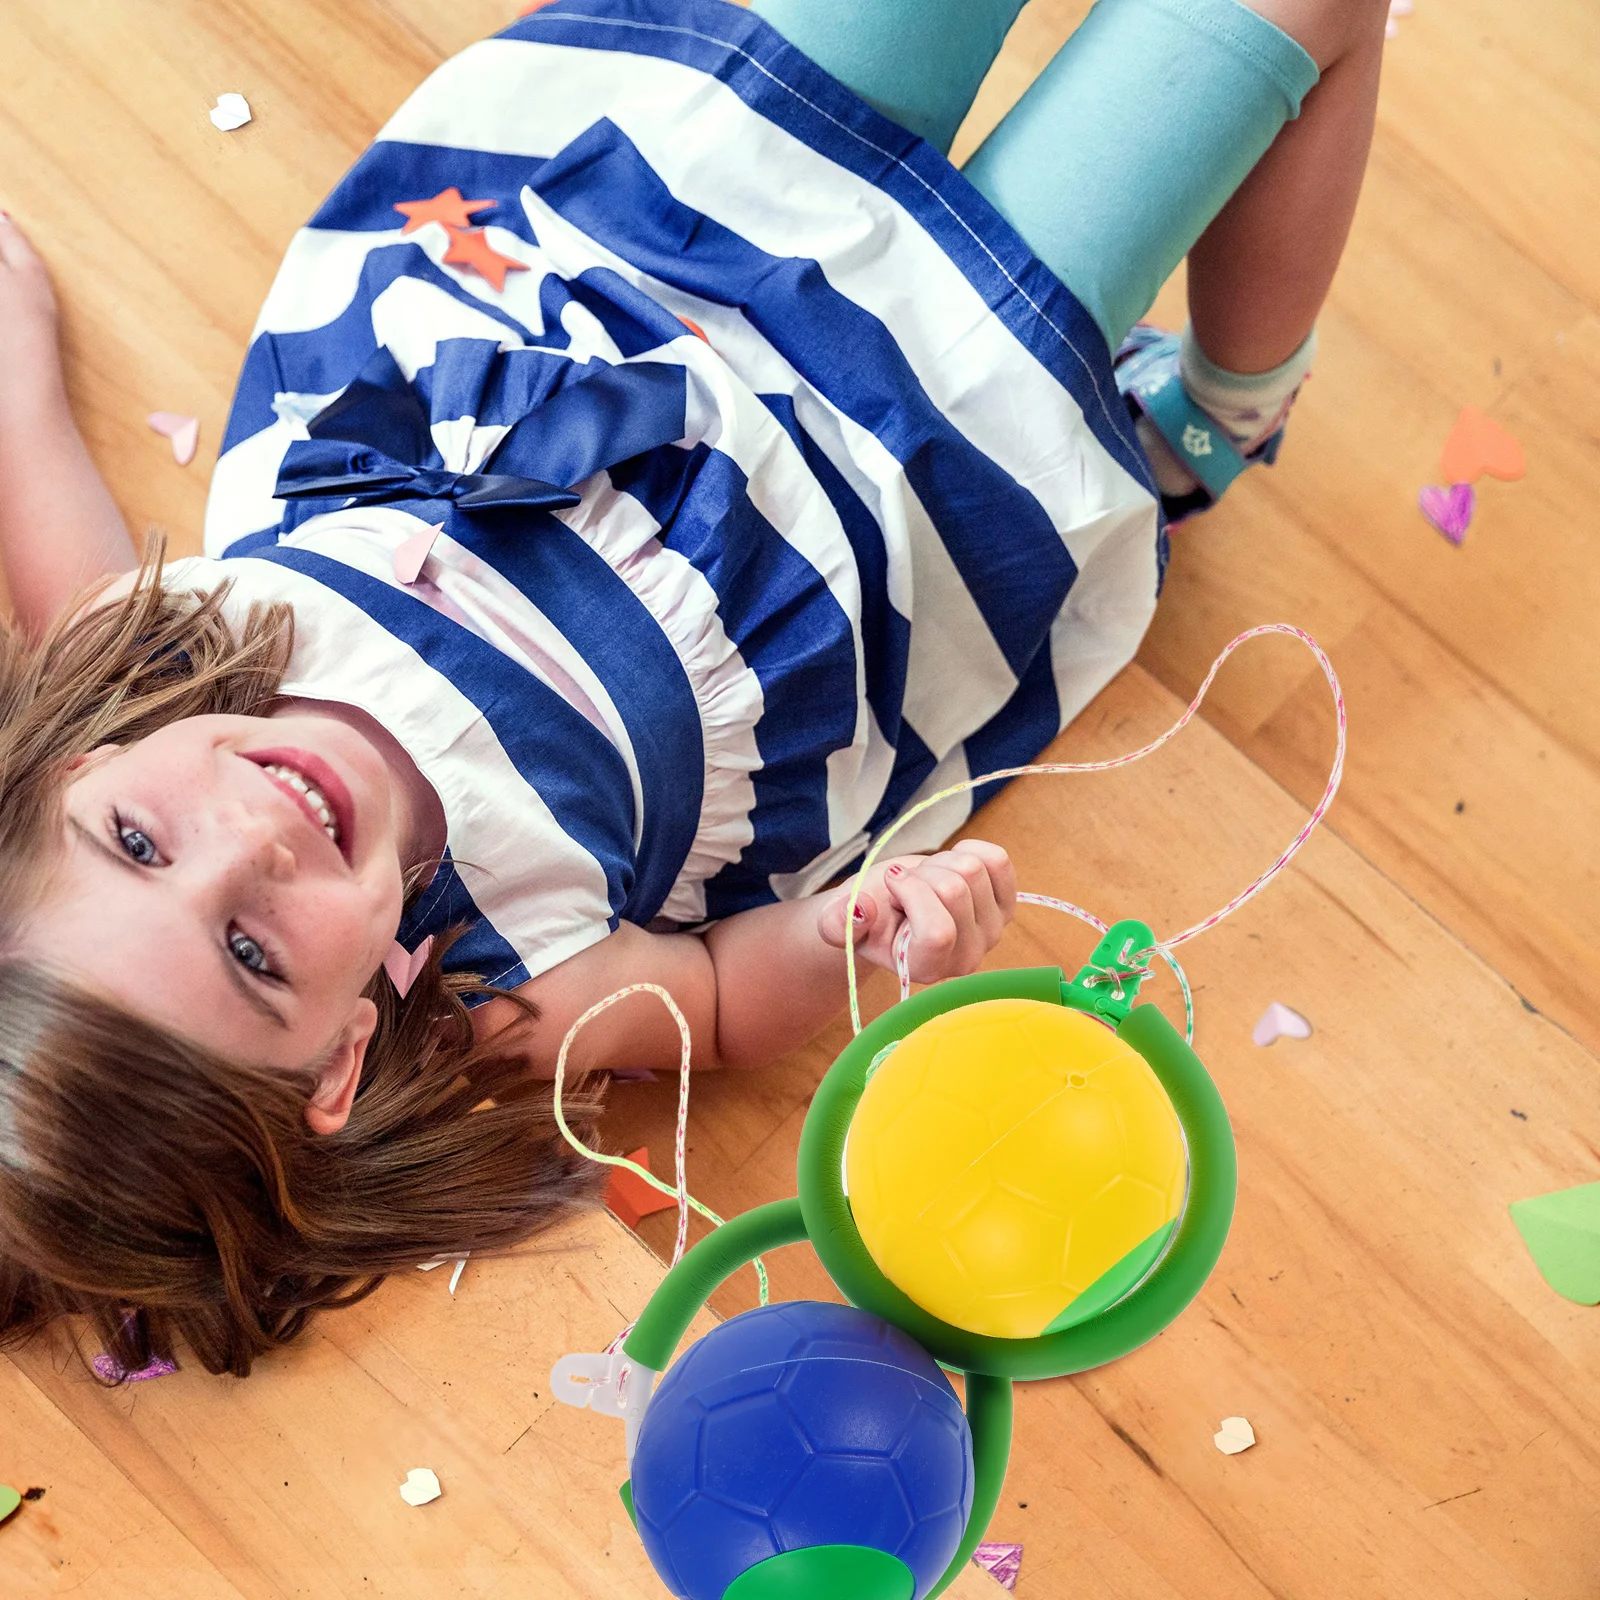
[{"left": 551, "top": 1349, "right": 660, "bottom": 1463}]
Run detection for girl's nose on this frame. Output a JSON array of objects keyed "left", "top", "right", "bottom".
[{"left": 219, "top": 800, "right": 298, "bottom": 882}]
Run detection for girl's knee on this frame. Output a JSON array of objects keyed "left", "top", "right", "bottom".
[{"left": 1231, "top": 0, "right": 1389, "bottom": 72}]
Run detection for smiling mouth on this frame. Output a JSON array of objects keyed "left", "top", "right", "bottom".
[
  {"left": 260, "top": 762, "right": 340, "bottom": 843},
  {"left": 242, "top": 745, "right": 357, "bottom": 865}
]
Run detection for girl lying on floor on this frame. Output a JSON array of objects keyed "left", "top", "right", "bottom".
[{"left": 0, "top": 0, "right": 1387, "bottom": 1375}]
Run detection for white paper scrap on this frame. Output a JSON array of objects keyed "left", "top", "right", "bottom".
[
  {"left": 399, "top": 1467, "right": 442, "bottom": 1507},
  {"left": 1213, "top": 1416, "right": 1257, "bottom": 1455},
  {"left": 209, "top": 93, "right": 252, "bottom": 131}
]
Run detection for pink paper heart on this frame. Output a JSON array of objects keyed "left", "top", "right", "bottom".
[
  {"left": 1253, "top": 1001, "right": 1312, "bottom": 1047},
  {"left": 147, "top": 411, "right": 200, "bottom": 466},
  {"left": 1418, "top": 482, "right": 1475, "bottom": 545},
  {"left": 973, "top": 1542, "right": 1023, "bottom": 1589},
  {"left": 394, "top": 522, "right": 444, "bottom": 585},
  {"left": 383, "top": 935, "right": 434, "bottom": 999}
]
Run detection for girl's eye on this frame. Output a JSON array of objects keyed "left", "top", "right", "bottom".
[
  {"left": 115, "top": 815, "right": 159, "bottom": 866},
  {"left": 228, "top": 930, "right": 274, "bottom": 977}
]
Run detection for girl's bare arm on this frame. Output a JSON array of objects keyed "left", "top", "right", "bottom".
[
  {"left": 473, "top": 841, "right": 1016, "bottom": 1075},
  {"left": 0, "top": 213, "right": 137, "bottom": 636}
]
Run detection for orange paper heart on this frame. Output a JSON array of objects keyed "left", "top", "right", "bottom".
[
  {"left": 605, "top": 1148, "right": 677, "bottom": 1229},
  {"left": 1439, "top": 405, "right": 1524, "bottom": 484}
]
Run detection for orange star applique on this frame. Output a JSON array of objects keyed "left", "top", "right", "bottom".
[
  {"left": 394, "top": 186, "right": 498, "bottom": 234},
  {"left": 441, "top": 226, "right": 528, "bottom": 293}
]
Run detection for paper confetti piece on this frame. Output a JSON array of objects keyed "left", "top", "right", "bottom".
[
  {"left": 399, "top": 1467, "right": 442, "bottom": 1507},
  {"left": 415, "top": 1251, "right": 468, "bottom": 1290},
  {"left": 972, "top": 1541, "right": 1023, "bottom": 1589},
  {"left": 0, "top": 1485, "right": 21, "bottom": 1526},
  {"left": 1214, "top": 1416, "right": 1256, "bottom": 1455},
  {"left": 441, "top": 227, "right": 528, "bottom": 293},
  {"left": 1440, "top": 405, "right": 1525, "bottom": 484},
  {"left": 393, "top": 523, "right": 443, "bottom": 586},
  {"left": 606, "top": 1147, "right": 678, "bottom": 1229},
  {"left": 208, "top": 93, "right": 252, "bottom": 132},
  {"left": 1510, "top": 1183, "right": 1600, "bottom": 1304},
  {"left": 147, "top": 411, "right": 200, "bottom": 466},
  {"left": 1418, "top": 482, "right": 1475, "bottom": 545},
  {"left": 1252, "top": 1002, "right": 1312, "bottom": 1047},
  {"left": 91, "top": 1352, "right": 177, "bottom": 1383},
  {"left": 382, "top": 935, "right": 434, "bottom": 998}
]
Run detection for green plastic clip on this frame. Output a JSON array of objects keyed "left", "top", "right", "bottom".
[{"left": 1060, "top": 918, "right": 1157, "bottom": 1025}]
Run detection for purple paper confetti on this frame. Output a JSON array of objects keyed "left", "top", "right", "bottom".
[
  {"left": 973, "top": 1541, "right": 1023, "bottom": 1590},
  {"left": 92, "top": 1352, "right": 177, "bottom": 1384},
  {"left": 1418, "top": 482, "right": 1475, "bottom": 545}
]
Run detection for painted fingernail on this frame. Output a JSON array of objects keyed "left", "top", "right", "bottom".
[
  {"left": 852, "top": 904, "right": 866, "bottom": 922},
  {"left": 886, "top": 864, "right": 903, "bottom": 878}
]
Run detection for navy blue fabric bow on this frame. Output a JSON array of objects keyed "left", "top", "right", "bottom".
[
  {"left": 273, "top": 340, "right": 689, "bottom": 530},
  {"left": 276, "top": 438, "right": 582, "bottom": 516}
]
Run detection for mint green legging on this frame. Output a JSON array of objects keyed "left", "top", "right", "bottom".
[{"left": 750, "top": 0, "right": 1319, "bottom": 348}]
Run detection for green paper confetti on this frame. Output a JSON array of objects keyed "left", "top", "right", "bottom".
[
  {"left": 1510, "top": 1182, "right": 1600, "bottom": 1304},
  {"left": 0, "top": 1484, "right": 21, "bottom": 1526}
]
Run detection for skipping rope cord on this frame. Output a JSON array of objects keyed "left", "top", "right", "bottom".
[{"left": 551, "top": 622, "right": 1347, "bottom": 1314}]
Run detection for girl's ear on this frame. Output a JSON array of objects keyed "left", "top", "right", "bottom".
[
  {"left": 65, "top": 745, "right": 120, "bottom": 775},
  {"left": 304, "top": 997, "right": 379, "bottom": 1136}
]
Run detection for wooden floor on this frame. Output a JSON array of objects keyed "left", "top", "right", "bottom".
[{"left": 3, "top": 0, "right": 1598, "bottom": 1595}]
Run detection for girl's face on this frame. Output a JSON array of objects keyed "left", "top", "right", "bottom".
[{"left": 24, "top": 708, "right": 422, "bottom": 1101}]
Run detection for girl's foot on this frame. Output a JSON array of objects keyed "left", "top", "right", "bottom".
[{"left": 1115, "top": 323, "right": 1312, "bottom": 524}]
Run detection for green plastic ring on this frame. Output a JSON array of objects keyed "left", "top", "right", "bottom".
[{"left": 795, "top": 967, "right": 1237, "bottom": 1380}]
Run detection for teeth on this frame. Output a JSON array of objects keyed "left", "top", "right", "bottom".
[{"left": 263, "top": 763, "right": 340, "bottom": 843}]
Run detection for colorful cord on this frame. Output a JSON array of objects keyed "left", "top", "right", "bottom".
[{"left": 555, "top": 623, "right": 1345, "bottom": 1315}]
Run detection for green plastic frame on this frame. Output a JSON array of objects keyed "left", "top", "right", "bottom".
[
  {"left": 622, "top": 1198, "right": 1012, "bottom": 1600},
  {"left": 620, "top": 968, "right": 1235, "bottom": 1599},
  {"left": 796, "top": 967, "right": 1237, "bottom": 1379}
]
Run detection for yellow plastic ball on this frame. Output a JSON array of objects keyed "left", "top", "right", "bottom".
[{"left": 845, "top": 998, "right": 1188, "bottom": 1340}]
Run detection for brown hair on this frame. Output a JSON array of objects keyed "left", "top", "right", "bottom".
[{"left": 0, "top": 543, "right": 604, "bottom": 1377}]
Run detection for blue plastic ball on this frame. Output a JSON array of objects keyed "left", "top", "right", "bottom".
[{"left": 630, "top": 1301, "right": 974, "bottom": 1600}]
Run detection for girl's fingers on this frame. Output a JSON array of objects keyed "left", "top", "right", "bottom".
[
  {"left": 884, "top": 866, "right": 961, "bottom": 980},
  {"left": 951, "top": 838, "right": 1017, "bottom": 921},
  {"left": 910, "top": 860, "right": 986, "bottom": 971},
  {"left": 817, "top": 886, "right": 879, "bottom": 950},
  {"left": 820, "top": 840, "right": 1013, "bottom": 978},
  {"left": 926, "top": 847, "right": 1004, "bottom": 948},
  {"left": 0, "top": 211, "right": 36, "bottom": 270}
]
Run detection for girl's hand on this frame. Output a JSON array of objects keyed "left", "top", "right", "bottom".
[
  {"left": 817, "top": 839, "right": 1016, "bottom": 983},
  {"left": 0, "top": 212, "right": 67, "bottom": 418}
]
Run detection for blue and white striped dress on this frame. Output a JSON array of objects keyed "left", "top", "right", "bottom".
[{"left": 169, "top": 0, "right": 1162, "bottom": 992}]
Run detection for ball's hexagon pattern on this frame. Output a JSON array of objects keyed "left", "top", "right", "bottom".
[
  {"left": 700, "top": 1391, "right": 812, "bottom": 1513},
  {"left": 892, "top": 1400, "right": 973, "bottom": 1519},
  {"left": 631, "top": 1302, "right": 974, "bottom": 1600},
  {"left": 846, "top": 998, "right": 1188, "bottom": 1340},
  {"left": 773, "top": 1454, "right": 917, "bottom": 1555}
]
